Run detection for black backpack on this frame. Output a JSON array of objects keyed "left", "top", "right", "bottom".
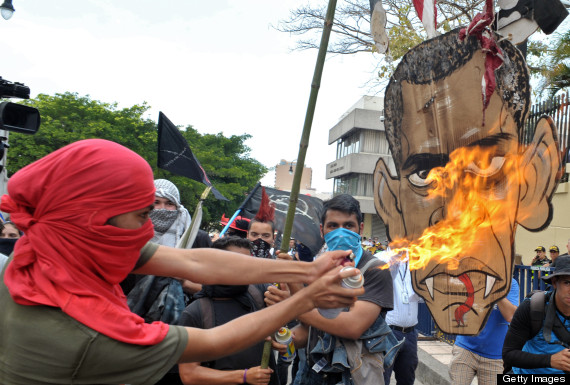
[
  {"left": 196, "top": 284, "right": 266, "bottom": 329},
  {"left": 528, "top": 291, "right": 570, "bottom": 346}
]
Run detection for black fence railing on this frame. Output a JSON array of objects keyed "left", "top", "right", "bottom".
[
  {"left": 416, "top": 264, "right": 555, "bottom": 342},
  {"left": 522, "top": 92, "right": 570, "bottom": 180}
]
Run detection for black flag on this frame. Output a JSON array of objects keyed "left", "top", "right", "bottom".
[
  {"left": 241, "top": 186, "right": 324, "bottom": 257},
  {"left": 157, "top": 112, "right": 227, "bottom": 201}
]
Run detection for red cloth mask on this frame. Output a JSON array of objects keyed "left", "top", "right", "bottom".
[{"left": 0, "top": 139, "right": 168, "bottom": 345}]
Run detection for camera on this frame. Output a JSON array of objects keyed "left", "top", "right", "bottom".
[{"left": 0, "top": 77, "right": 40, "bottom": 135}]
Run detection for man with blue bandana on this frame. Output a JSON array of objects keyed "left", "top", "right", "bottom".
[{"left": 290, "top": 194, "right": 395, "bottom": 385}]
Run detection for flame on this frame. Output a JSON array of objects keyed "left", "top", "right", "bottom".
[{"left": 386, "top": 144, "right": 525, "bottom": 271}]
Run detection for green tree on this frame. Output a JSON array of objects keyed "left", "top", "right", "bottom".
[
  {"left": 276, "top": 0, "right": 485, "bottom": 79},
  {"left": 527, "top": 29, "right": 570, "bottom": 97},
  {"left": 8, "top": 92, "right": 266, "bottom": 229}
]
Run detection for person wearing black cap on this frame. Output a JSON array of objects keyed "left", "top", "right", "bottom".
[
  {"left": 549, "top": 246, "right": 560, "bottom": 266},
  {"left": 531, "top": 246, "right": 551, "bottom": 267},
  {"left": 503, "top": 255, "right": 570, "bottom": 374}
]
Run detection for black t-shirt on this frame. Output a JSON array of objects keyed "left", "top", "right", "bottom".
[
  {"left": 307, "top": 250, "right": 394, "bottom": 365},
  {"left": 178, "top": 286, "right": 279, "bottom": 384}
]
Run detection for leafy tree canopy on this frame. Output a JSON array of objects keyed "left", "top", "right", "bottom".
[
  {"left": 275, "top": 0, "right": 486, "bottom": 80},
  {"left": 8, "top": 92, "right": 267, "bottom": 229},
  {"left": 527, "top": 28, "right": 570, "bottom": 98}
]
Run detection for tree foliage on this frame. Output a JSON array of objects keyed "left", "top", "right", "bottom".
[
  {"left": 527, "top": 29, "right": 570, "bottom": 97},
  {"left": 275, "top": 0, "right": 485, "bottom": 79},
  {"left": 8, "top": 92, "right": 267, "bottom": 229}
]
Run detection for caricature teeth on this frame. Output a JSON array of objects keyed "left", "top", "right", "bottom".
[
  {"left": 425, "top": 277, "right": 434, "bottom": 299},
  {"left": 484, "top": 275, "right": 496, "bottom": 298}
]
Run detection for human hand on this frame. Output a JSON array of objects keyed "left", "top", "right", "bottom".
[
  {"left": 308, "top": 250, "right": 355, "bottom": 283},
  {"left": 271, "top": 339, "right": 288, "bottom": 354},
  {"left": 275, "top": 250, "right": 293, "bottom": 261},
  {"left": 303, "top": 265, "right": 363, "bottom": 309},
  {"left": 264, "top": 284, "right": 290, "bottom": 306},
  {"left": 245, "top": 366, "right": 273, "bottom": 385},
  {"left": 551, "top": 349, "right": 570, "bottom": 372}
]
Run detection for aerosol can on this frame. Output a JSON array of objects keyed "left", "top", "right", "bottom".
[
  {"left": 317, "top": 266, "right": 364, "bottom": 319},
  {"left": 274, "top": 327, "right": 296, "bottom": 362}
]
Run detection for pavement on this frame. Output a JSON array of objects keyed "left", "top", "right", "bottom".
[{"left": 415, "top": 335, "right": 478, "bottom": 385}]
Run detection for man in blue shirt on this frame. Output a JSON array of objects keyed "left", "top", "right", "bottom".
[
  {"left": 503, "top": 256, "right": 570, "bottom": 374},
  {"left": 449, "top": 278, "right": 519, "bottom": 384}
]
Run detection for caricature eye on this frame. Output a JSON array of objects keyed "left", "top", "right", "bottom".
[
  {"left": 465, "top": 156, "right": 505, "bottom": 177},
  {"left": 408, "top": 169, "right": 431, "bottom": 187}
]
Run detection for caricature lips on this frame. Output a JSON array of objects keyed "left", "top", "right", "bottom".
[{"left": 419, "top": 257, "right": 501, "bottom": 301}]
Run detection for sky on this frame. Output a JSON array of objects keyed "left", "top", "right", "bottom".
[{"left": 1, "top": 0, "right": 382, "bottom": 193}]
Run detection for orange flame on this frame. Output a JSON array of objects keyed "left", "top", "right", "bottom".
[{"left": 386, "top": 144, "right": 525, "bottom": 270}]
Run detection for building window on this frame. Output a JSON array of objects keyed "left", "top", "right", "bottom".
[
  {"left": 333, "top": 173, "right": 374, "bottom": 197},
  {"left": 336, "top": 132, "right": 361, "bottom": 160},
  {"left": 360, "top": 129, "right": 389, "bottom": 154}
]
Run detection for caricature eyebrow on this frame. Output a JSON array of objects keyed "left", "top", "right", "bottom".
[
  {"left": 467, "top": 132, "right": 514, "bottom": 148},
  {"left": 402, "top": 153, "right": 449, "bottom": 172}
]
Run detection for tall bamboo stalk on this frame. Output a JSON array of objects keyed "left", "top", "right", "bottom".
[{"left": 279, "top": 0, "right": 338, "bottom": 254}]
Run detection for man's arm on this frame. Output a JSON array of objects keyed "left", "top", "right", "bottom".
[
  {"left": 297, "top": 300, "right": 381, "bottom": 340},
  {"left": 178, "top": 266, "right": 364, "bottom": 363},
  {"left": 179, "top": 362, "right": 272, "bottom": 385},
  {"left": 498, "top": 279, "right": 519, "bottom": 322},
  {"left": 133, "top": 245, "right": 351, "bottom": 286},
  {"left": 497, "top": 297, "right": 517, "bottom": 322},
  {"left": 291, "top": 323, "right": 310, "bottom": 349},
  {"left": 281, "top": 254, "right": 391, "bottom": 340}
]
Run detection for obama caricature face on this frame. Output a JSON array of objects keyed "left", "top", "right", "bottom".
[{"left": 374, "top": 30, "right": 560, "bottom": 334}]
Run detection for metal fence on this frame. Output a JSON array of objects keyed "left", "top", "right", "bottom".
[
  {"left": 416, "top": 264, "right": 555, "bottom": 342},
  {"left": 522, "top": 92, "right": 570, "bottom": 180}
]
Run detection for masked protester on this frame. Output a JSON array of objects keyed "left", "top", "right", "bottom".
[
  {"left": 150, "top": 179, "right": 191, "bottom": 246},
  {"left": 0, "top": 139, "right": 365, "bottom": 385},
  {"left": 248, "top": 187, "right": 276, "bottom": 259}
]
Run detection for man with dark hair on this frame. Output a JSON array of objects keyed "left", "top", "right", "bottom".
[
  {"left": 178, "top": 236, "right": 278, "bottom": 385},
  {"left": 503, "top": 255, "right": 570, "bottom": 374},
  {"left": 284, "top": 194, "right": 396, "bottom": 385},
  {"left": 374, "top": 28, "right": 560, "bottom": 335}
]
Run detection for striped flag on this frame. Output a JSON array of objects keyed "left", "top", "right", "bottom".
[{"left": 413, "top": 0, "right": 437, "bottom": 38}]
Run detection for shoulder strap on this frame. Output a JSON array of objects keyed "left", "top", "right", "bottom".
[
  {"left": 197, "top": 297, "right": 215, "bottom": 329},
  {"left": 247, "top": 285, "right": 266, "bottom": 311},
  {"left": 530, "top": 291, "right": 547, "bottom": 338}
]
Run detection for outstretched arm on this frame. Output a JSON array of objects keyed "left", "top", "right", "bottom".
[
  {"left": 133, "top": 245, "right": 351, "bottom": 286},
  {"left": 179, "top": 362, "right": 272, "bottom": 385},
  {"left": 178, "top": 266, "right": 364, "bottom": 363}
]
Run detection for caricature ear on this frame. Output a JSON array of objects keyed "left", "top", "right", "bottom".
[
  {"left": 518, "top": 116, "right": 561, "bottom": 231},
  {"left": 373, "top": 157, "right": 405, "bottom": 240}
]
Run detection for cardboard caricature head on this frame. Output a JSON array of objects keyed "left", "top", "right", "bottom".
[{"left": 374, "top": 29, "right": 561, "bottom": 334}]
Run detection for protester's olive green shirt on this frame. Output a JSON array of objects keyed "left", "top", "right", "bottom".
[{"left": 0, "top": 242, "right": 188, "bottom": 385}]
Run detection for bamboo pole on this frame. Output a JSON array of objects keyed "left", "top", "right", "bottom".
[{"left": 279, "top": 0, "right": 338, "bottom": 254}]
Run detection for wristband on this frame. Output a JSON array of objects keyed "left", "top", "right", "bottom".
[{"left": 243, "top": 368, "right": 247, "bottom": 384}]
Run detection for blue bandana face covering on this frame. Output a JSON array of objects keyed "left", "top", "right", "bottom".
[{"left": 324, "top": 227, "right": 363, "bottom": 266}]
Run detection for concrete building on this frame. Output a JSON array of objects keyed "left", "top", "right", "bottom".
[
  {"left": 274, "top": 159, "right": 315, "bottom": 194},
  {"left": 326, "top": 96, "right": 395, "bottom": 241}
]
